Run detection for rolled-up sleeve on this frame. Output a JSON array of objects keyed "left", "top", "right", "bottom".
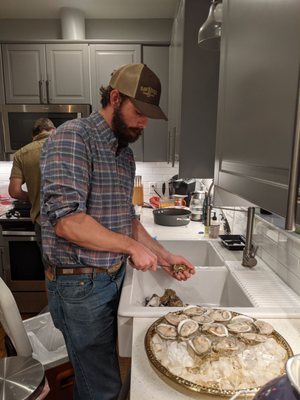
[{"left": 40, "top": 123, "right": 91, "bottom": 226}]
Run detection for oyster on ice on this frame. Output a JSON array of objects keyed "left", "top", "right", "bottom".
[
  {"left": 156, "top": 323, "right": 177, "bottom": 340},
  {"left": 191, "top": 314, "right": 214, "bottom": 324},
  {"left": 202, "top": 323, "right": 228, "bottom": 337},
  {"left": 238, "top": 332, "right": 268, "bottom": 344},
  {"left": 227, "top": 321, "right": 252, "bottom": 334},
  {"left": 209, "top": 309, "right": 232, "bottom": 322},
  {"left": 183, "top": 305, "right": 207, "bottom": 316},
  {"left": 231, "top": 315, "right": 254, "bottom": 324},
  {"left": 178, "top": 318, "right": 199, "bottom": 339},
  {"left": 165, "top": 312, "right": 188, "bottom": 326},
  {"left": 254, "top": 320, "right": 274, "bottom": 335},
  {"left": 189, "top": 335, "right": 212, "bottom": 355},
  {"left": 213, "top": 337, "right": 243, "bottom": 353}
]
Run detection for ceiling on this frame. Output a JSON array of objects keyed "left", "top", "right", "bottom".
[{"left": 0, "top": 0, "right": 179, "bottom": 19}]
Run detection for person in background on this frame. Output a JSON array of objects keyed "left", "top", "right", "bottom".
[
  {"left": 40, "top": 63, "right": 195, "bottom": 400},
  {"left": 8, "top": 117, "right": 55, "bottom": 251}
]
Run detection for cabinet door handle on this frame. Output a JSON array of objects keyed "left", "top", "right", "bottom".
[
  {"left": 46, "top": 80, "right": 50, "bottom": 104},
  {"left": 38, "top": 80, "right": 43, "bottom": 104},
  {"left": 167, "top": 130, "right": 171, "bottom": 163},
  {"left": 285, "top": 90, "right": 300, "bottom": 231},
  {"left": 172, "top": 127, "right": 176, "bottom": 167}
]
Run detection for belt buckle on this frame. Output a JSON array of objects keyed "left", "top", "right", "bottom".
[{"left": 62, "top": 268, "right": 74, "bottom": 275}]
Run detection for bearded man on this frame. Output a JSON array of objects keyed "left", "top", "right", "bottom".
[{"left": 40, "top": 64, "right": 195, "bottom": 400}]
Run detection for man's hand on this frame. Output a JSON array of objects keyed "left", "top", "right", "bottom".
[
  {"left": 159, "top": 254, "right": 195, "bottom": 281},
  {"left": 128, "top": 242, "right": 158, "bottom": 272}
]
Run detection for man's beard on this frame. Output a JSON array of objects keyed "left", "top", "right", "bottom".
[{"left": 112, "top": 106, "right": 143, "bottom": 148}]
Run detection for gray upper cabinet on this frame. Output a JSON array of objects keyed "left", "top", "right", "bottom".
[
  {"left": 2, "top": 44, "right": 91, "bottom": 104},
  {"left": 130, "top": 45, "right": 169, "bottom": 162},
  {"left": 89, "top": 44, "right": 141, "bottom": 112},
  {"left": 168, "top": 0, "right": 220, "bottom": 178},
  {"left": 0, "top": 47, "right": 5, "bottom": 105},
  {"left": 214, "top": 0, "right": 300, "bottom": 226}
]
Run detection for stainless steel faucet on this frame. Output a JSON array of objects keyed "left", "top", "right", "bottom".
[
  {"left": 242, "top": 207, "right": 258, "bottom": 268},
  {"left": 203, "top": 182, "right": 258, "bottom": 267}
]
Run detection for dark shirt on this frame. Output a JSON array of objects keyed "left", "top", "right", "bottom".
[{"left": 40, "top": 111, "right": 136, "bottom": 268}]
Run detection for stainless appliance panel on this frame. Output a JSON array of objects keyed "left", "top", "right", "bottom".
[{"left": 2, "top": 103, "right": 91, "bottom": 153}]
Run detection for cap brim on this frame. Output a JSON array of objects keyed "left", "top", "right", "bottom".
[{"left": 130, "top": 98, "right": 168, "bottom": 121}]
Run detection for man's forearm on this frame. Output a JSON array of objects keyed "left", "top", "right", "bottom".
[
  {"left": 54, "top": 211, "right": 137, "bottom": 255},
  {"left": 132, "top": 218, "right": 170, "bottom": 263}
]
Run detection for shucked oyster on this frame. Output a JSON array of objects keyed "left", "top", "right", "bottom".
[
  {"left": 227, "top": 321, "right": 252, "bottom": 334},
  {"left": 191, "top": 314, "right": 214, "bottom": 324},
  {"left": 178, "top": 318, "right": 199, "bottom": 339},
  {"left": 202, "top": 323, "right": 228, "bottom": 337},
  {"left": 165, "top": 312, "right": 188, "bottom": 326},
  {"left": 238, "top": 332, "right": 268, "bottom": 344},
  {"left": 213, "top": 337, "right": 244, "bottom": 354},
  {"left": 209, "top": 309, "right": 232, "bottom": 322},
  {"left": 189, "top": 335, "right": 212, "bottom": 355},
  {"left": 156, "top": 323, "right": 177, "bottom": 340},
  {"left": 254, "top": 320, "right": 274, "bottom": 335},
  {"left": 231, "top": 315, "right": 254, "bottom": 324},
  {"left": 183, "top": 305, "right": 207, "bottom": 317}
]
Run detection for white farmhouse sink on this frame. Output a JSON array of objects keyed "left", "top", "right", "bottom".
[
  {"left": 118, "top": 238, "right": 300, "bottom": 357},
  {"left": 159, "top": 240, "right": 224, "bottom": 266},
  {"left": 119, "top": 266, "right": 253, "bottom": 318},
  {"left": 118, "top": 253, "right": 253, "bottom": 357}
]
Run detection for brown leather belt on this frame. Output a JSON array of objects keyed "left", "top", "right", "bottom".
[{"left": 45, "top": 260, "right": 123, "bottom": 281}]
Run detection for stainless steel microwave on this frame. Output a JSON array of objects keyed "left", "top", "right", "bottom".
[{"left": 1, "top": 104, "right": 91, "bottom": 153}]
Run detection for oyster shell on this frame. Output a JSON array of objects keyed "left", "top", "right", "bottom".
[
  {"left": 189, "top": 335, "right": 212, "bottom": 355},
  {"left": 160, "top": 288, "right": 184, "bottom": 307},
  {"left": 156, "top": 323, "right": 177, "bottom": 340},
  {"left": 238, "top": 332, "right": 268, "bottom": 344},
  {"left": 183, "top": 305, "right": 207, "bottom": 316},
  {"left": 165, "top": 312, "right": 188, "bottom": 326},
  {"left": 172, "top": 264, "right": 188, "bottom": 274},
  {"left": 145, "top": 294, "right": 160, "bottom": 307},
  {"left": 209, "top": 309, "right": 232, "bottom": 322},
  {"left": 202, "top": 323, "right": 228, "bottom": 337},
  {"left": 178, "top": 318, "right": 199, "bottom": 339},
  {"left": 191, "top": 314, "right": 214, "bottom": 324},
  {"left": 231, "top": 315, "right": 254, "bottom": 323},
  {"left": 254, "top": 320, "right": 274, "bottom": 335},
  {"left": 227, "top": 321, "right": 252, "bottom": 334},
  {"left": 213, "top": 337, "right": 243, "bottom": 353}
]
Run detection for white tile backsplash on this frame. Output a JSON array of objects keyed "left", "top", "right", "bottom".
[{"left": 228, "top": 209, "right": 300, "bottom": 296}]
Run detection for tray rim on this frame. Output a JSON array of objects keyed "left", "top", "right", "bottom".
[{"left": 144, "top": 310, "right": 294, "bottom": 397}]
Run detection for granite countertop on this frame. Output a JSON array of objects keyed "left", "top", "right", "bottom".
[{"left": 130, "top": 317, "right": 300, "bottom": 400}]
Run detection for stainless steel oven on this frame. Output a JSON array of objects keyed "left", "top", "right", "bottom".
[
  {"left": 0, "top": 212, "right": 47, "bottom": 313},
  {"left": 2, "top": 104, "right": 91, "bottom": 154}
]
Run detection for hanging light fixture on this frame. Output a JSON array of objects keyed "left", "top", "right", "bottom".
[{"left": 198, "top": 1, "right": 222, "bottom": 50}]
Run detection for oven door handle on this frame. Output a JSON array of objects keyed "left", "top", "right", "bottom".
[{"left": 1, "top": 231, "right": 36, "bottom": 236}]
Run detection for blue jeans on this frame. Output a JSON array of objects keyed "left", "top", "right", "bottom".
[{"left": 46, "top": 265, "right": 125, "bottom": 400}]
